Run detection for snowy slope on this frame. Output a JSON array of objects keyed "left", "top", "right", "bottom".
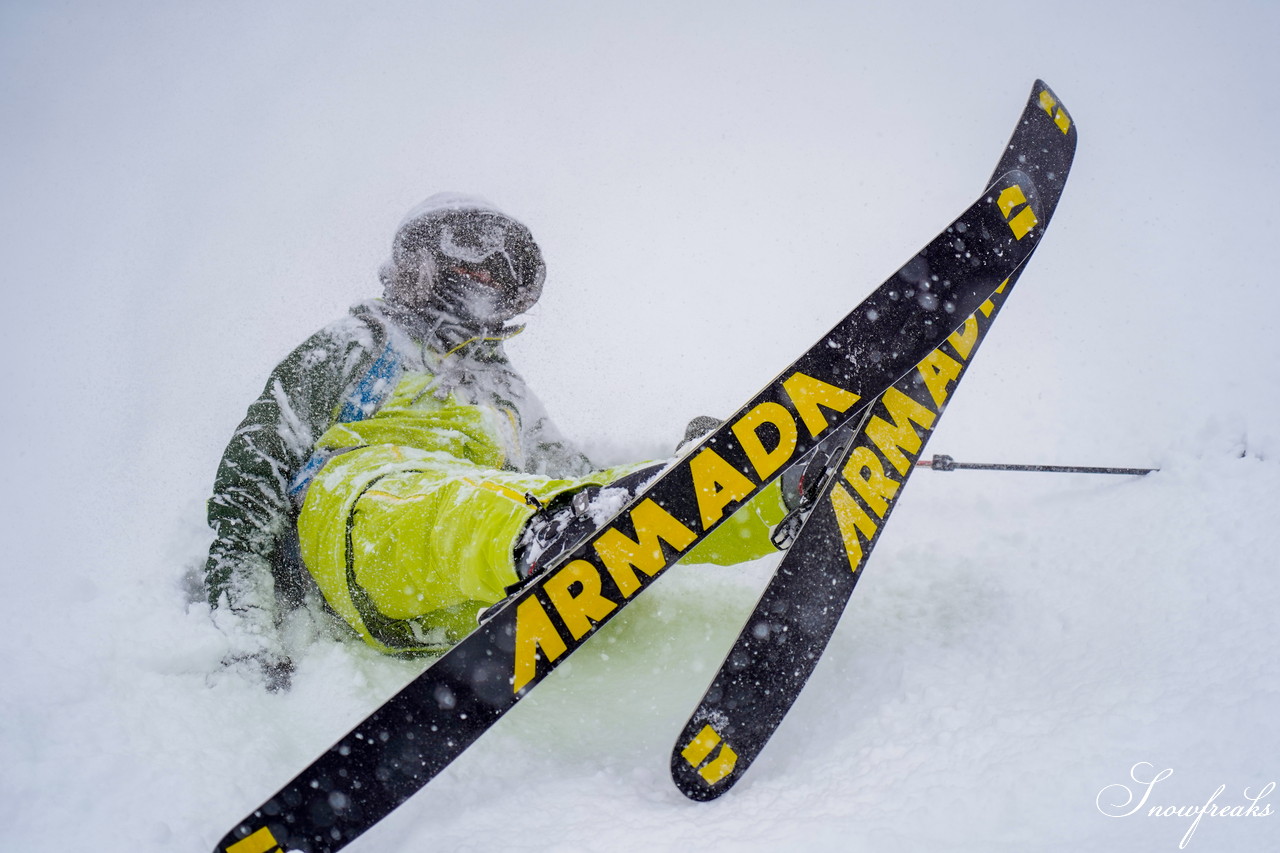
[{"left": 3, "top": 3, "right": 1279, "bottom": 852}]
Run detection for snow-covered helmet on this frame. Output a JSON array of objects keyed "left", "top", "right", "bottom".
[{"left": 380, "top": 193, "right": 545, "bottom": 325}]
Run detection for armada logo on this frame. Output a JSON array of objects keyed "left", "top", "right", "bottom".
[
  {"left": 224, "top": 826, "right": 282, "bottom": 853},
  {"left": 680, "top": 724, "right": 738, "bottom": 785},
  {"left": 828, "top": 278, "right": 1009, "bottom": 573},
  {"left": 511, "top": 371, "right": 861, "bottom": 694},
  {"left": 1038, "top": 89, "right": 1072, "bottom": 134},
  {"left": 997, "top": 184, "right": 1038, "bottom": 240},
  {"left": 508, "top": 173, "right": 1039, "bottom": 696}
]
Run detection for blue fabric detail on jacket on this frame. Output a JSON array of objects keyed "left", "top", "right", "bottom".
[
  {"left": 338, "top": 343, "right": 401, "bottom": 423},
  {"left": 289, "top": 342, "right": 401, "bottom": 501}
]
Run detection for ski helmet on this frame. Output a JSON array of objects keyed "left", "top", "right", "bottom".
[{"left": 380, "top": 193, "right": 546, "bottom": 325}]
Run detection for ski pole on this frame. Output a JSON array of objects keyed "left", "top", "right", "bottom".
[{"left": 917, "top": 454, "right": 1157, "bottom": 476}]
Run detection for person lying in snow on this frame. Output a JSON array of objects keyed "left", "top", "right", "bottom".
[{"left": 202, "top": 193, "right": 795, "bottom": 691}]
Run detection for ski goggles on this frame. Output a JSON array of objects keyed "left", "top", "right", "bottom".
[{"left": 429, "top": 210, "right": 544, "bottom": 299}]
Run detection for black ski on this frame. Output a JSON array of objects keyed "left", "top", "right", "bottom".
[
  {"left": 214, "top": 116, "right": 1047, "bottom": 853},
  {"left": 670, "top": 80, "right": 1077, "bottom": 801}
]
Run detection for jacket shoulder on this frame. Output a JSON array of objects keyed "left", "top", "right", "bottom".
[{"left": 275, "top": 302, "right": 391, "bottom": 377}]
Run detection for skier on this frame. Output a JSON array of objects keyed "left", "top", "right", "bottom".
[{"left": 203, "top": 194, "right": 792, "bottom": 690}]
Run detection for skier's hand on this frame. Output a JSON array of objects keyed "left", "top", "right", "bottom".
[
  {"left": 208, "top": 584, "right": 294, "bottom": 691},
  {"left": 224, "top": 650, "right": 295, "bottom": 692}
]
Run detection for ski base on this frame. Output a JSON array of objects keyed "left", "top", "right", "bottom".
[{"left": 671, "top": 79, "right": 1077, "bottom": 801}]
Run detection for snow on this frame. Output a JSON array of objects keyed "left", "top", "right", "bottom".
[{"left": 3, "top": 2, "right": 1279, "bottom": 851}]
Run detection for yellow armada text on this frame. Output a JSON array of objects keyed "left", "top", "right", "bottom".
[{"left": 511, "top": 371, "right": 861, "bottom": 693}]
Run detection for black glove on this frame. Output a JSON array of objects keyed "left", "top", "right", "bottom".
[{"left": 677, "top": 415, "right": 722, "bottom": 453}]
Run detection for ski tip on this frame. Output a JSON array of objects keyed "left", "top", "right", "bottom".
[{"left": 1029, "top": 79, "right": 1077, "bottom": 142}]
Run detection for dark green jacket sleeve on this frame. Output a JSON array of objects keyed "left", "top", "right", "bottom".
[{"left": 204, "top": 313, "right": 385, "bottom": 635}]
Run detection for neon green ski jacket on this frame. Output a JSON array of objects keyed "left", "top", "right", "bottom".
[{"left": 205, "top": 299, "right": 784, "bottom": 656}]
